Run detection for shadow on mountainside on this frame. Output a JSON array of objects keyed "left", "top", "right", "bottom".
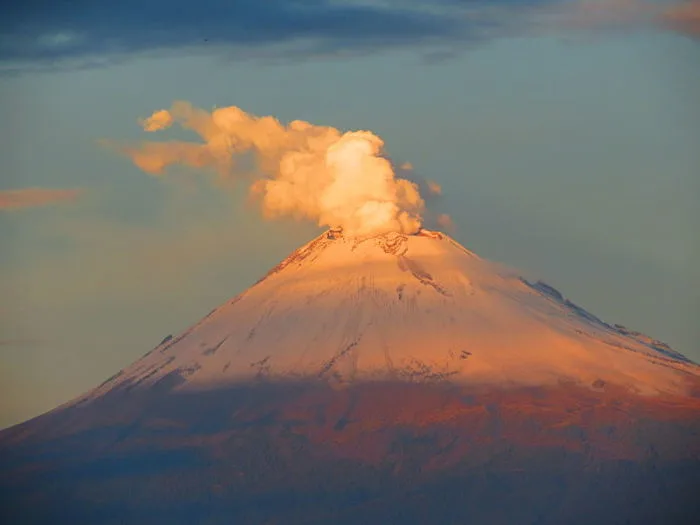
[{"left": 2, "top": 381, "right": 700, "bottom": 525}]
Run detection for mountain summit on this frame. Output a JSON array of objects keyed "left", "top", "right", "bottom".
[
  {"left": 81, "top": 228, "right": 696, "bottom": 401},
  {"left": 2, "top": 230, "right": 699, "bottom": 525}
]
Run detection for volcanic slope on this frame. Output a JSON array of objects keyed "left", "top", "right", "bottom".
[
  {"left": 79, "top": 229, "right": 697, "bottom": 400},
  {"left": 2, "top": 229, "right": 699, "bottom": 525}
]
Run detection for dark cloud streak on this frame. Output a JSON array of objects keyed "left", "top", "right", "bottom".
[
  {"left": 0, "top": 0, "right": 551, "bottom": 70},
  {"left": 3, "top": 0, "right": 696, "bottom": 74}
]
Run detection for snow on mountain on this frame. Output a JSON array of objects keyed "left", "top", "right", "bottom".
[
  {"left": 3, "top": 229, "right": 700, "bottom": 525},
  {"left": 80, "top": 229, "right": 698, "bottom": 403}
]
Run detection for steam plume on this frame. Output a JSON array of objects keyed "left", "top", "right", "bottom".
[{"left": 116, "top": 102, "right": 425, "bottom": 236}]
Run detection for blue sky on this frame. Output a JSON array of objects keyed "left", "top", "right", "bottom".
[{"left": 1, "top": 0, "right": 698, "bottom": 428}]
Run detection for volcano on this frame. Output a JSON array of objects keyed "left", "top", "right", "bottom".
[{"left": 2, "top": 230, "right": 699, "bottom": 525}]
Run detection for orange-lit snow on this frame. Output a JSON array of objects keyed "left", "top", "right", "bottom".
[{"left": 80, "top": 230, "right": 699, "bottom": 403}]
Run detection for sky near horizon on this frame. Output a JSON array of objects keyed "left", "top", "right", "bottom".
[{"left": 1, "top": 0, "right": 699, "bottom": 428}]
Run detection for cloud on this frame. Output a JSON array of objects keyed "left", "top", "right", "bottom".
[
  {"left": 139, "top": 109, "right": 174, "bottom": 132},
  {"left": 110, "top": 101, "right": 425, "bottom": 236},
  {"left": 437, "top": 213, "right": 455, "bottom": 231},
  {"left": 3, "top": 1, "right": 697, "bottom": 73},
  {"left": 536, "top": 0, "right": 700, "bottom": 38},
  {"left": 661, "top": 0, "right": 700, "bottom": 37},
  {"left": 544, "top": 0, "right": 657, "bottom": 30},
  {"left": 426, "top": 180, "right": 443, "bottom": 196},
  {"left": 0, "top": 188, "right": 83, "bottom": 211},
  {"left": 0, "top": 0, "right": 560, "bottom": 72}
]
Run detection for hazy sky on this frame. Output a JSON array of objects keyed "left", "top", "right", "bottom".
[{"left": 1, "top": 0, "right": 698, "bottom": 428}]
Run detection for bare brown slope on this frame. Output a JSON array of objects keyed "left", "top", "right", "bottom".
[{"left": 2, "top": 381, "right": 700, "bottom": 525}]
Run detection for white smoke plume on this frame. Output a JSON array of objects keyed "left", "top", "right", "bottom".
[{"left": 115, "top": 101, "right": 426, "bottom": 236}]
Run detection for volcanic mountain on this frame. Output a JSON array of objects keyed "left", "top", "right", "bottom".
[{"left": 2, "top": 229, "right": 699, "bottom": 525}]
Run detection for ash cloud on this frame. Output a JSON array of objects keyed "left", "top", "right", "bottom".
[{"left": 111, "top": 102, "right": 428, "bottom": 236}]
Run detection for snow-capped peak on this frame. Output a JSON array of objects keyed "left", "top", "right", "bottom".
[{"left": 80, "top": 229, "right": 698, "bottom": 404}]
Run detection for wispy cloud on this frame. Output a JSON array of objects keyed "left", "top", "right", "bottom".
[
  {"left": 537, "top": 0, "right": 700, "bottom": 38},
  {"left": 543, "top": 0, "right": 657, "bottom": 30},
  {"left": 0, "top": 0, "right": 557, "bottom": 73},
  {"left": 661, "top": 0, "right": 700, "bottom": 37},
  {"left": 0, "top": 338, "right": 42, "bottom": 347},
  {"left": 0, "top": 188, "right": 83, "bottom": 211},
  {"left": 1, "top": 1, "right": 697, "bottom": 74}
]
